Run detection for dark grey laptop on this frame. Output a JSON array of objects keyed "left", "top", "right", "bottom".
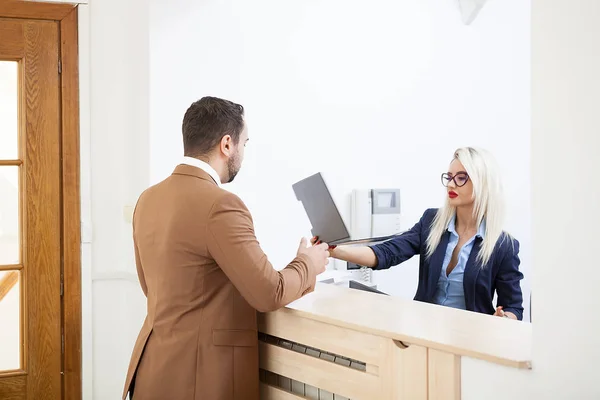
[{"left": 292, "top": 172, "right": 402, "bottom": 246}]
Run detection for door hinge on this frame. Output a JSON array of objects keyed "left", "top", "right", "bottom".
[
  {"left": 60, "top": 272, "right": 64, "bottom": 297},
  {"left": 58, "top": 59, "right": 62, "bottom": 74},
  {"left": 61, "top": 333, "right": 64, "bottom": 354}
]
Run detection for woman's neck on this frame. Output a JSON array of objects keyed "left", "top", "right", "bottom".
[{"left": 455, "top": 206, "right": 478, "bottom": 233}]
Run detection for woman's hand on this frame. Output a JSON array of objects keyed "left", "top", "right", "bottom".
[
  {"left": 493, "top": 306, "right": 517, "bottom": 320},
  {"left": 311, "top": 236, "right": 337, "bottom": 255},
  {"left": 310, "top": 237, "right": 377, "bottom": 267}
]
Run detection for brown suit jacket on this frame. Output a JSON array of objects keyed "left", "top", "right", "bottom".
[{"left": 122, "top": 165, "right": 317, "bottom": 400}]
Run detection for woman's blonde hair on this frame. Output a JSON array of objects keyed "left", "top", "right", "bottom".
[{"left": 425, "top": 147, "right": 510, "bottom": 267}]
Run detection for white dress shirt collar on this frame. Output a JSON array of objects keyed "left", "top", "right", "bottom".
[{"left": 181, "top": 156, "right": 222, "bottom": 187}]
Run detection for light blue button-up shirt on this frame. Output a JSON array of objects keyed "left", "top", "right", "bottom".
[{"left": 432, "top": 216, "right": 486, "bottom": 310}]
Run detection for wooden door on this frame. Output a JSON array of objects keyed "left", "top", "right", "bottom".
[{"left": 0, "top": 3, "right": 79, "bottom": 398}]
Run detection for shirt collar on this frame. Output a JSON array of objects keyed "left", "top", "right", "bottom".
[
  {"left": 447, "top": 214, "right": 486, "bottom": 239},
  {"left": 181, "top": 156, "right": 222, "bottom": 187}
]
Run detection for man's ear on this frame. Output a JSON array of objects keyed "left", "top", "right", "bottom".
[{"left": 220, "top": 135, "right": 232, "bottom": 156}]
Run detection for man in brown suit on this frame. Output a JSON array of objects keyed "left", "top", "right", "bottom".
[{"left": 122, "top": 97, "right": 330, "bottom": 400}]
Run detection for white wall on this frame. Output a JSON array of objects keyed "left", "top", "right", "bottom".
[
  {"left": 81, "top": 0, "right": 150, "bottom": 398},
  {"left": 529, "top": 0, "right": 600, "bottom": 396},
  {"left": 462, "top": 0, "right": 600, "bottom": 398},
  {"left": 149, "top": 0, "right": 531, "bottom": 320}
]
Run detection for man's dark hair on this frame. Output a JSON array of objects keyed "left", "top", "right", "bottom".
[{"left": 182, "top": 96, "right": 245, "bottom": 157}]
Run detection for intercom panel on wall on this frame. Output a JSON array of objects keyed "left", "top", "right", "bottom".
[
  {"left": 350, "top": 189, "right": 372, "bottom": 240},
  {"left": 350, "top": 189, "right": 401, "bottom": 239},
  {"left": 371, "top": 189, "right": 401, "bottom": 237}
]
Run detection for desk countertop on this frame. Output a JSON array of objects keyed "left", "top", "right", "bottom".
[{"left": 281, "top": 283, "right": 532, "bottom": 369}]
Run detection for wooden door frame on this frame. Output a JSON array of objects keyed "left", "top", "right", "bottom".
[{"left": 0, "top": 2, "right": 82, "bottom": 399}]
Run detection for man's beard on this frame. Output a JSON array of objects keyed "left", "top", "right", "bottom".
[{"left": 226, "top": 154, "right": 241, "bottom": 183}]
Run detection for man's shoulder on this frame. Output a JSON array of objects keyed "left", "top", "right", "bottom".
[
  {"left": 208, "top": 189, "right": 251, "bottom": 215},
  {"left": 205, "top": 190, "right": 256, "bottom": 231},
  {"left": 215, "top": 189, "right": 246, "bottom": 206},
  {"left": 136, "top": 181, "right": 160, "bottom": 206},
  {"left": 136, "top": 175, "right": 227, "bottom": 211}
]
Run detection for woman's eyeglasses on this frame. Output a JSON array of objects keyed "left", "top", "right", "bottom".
[{"left": 441, "top": 172, "right": 469, "bottom": 187}]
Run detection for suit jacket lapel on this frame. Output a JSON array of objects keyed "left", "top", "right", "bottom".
[
  {"left": 428, "top": 231, "right": 449, "bottom": 300},
  {"left": 463, "top": 237, "right": 483, "bottom": 307}
]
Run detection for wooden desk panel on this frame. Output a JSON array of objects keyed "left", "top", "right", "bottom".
[{"left": 258, "top": 283, "right": 531, "bottom": 399}]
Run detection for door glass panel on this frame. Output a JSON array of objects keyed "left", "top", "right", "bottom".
[
  {"left": 0, "top": 166, "right": 19, "bottom": 265},
  {"left": 0, "top": 270, "right": 21, "bottom": 371},
  {"left": 0, "top": 61, "right": 19, "bottom": 160}
]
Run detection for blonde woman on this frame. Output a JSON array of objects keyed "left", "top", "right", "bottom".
[{"left": 316, "top": 147, "right": 524, "bottom": 320}]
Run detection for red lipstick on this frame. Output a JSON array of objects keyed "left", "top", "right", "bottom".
[{"left": 448, "top": 191, "right": 458, "bottom": 199}]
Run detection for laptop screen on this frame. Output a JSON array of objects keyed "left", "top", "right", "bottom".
[{"left": 292, "top": 172, "right": 351, "bottom": 245}]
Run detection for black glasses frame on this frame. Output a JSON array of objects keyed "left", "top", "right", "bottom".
[{"left": 441, "top": 172, "right": 469, "bottom": 187}]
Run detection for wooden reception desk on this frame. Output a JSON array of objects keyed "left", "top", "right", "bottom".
[{"left": 258, "top": 282, "right": 531, "bottom": 400}]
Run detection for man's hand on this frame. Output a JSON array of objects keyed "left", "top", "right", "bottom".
[{"left": 298, "top": 238, "right": 330, "bottom": 275}]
